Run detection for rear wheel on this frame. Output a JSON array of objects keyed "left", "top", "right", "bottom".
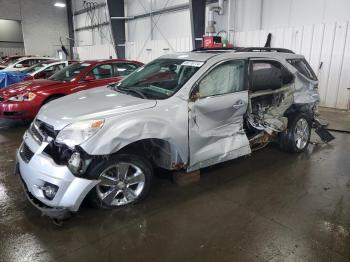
[
  {"left": 279, "top": 113, "right": 311, "bottom": 153},
  {"left": 88, "top": 154, "right": 153, "bottom": 208}
]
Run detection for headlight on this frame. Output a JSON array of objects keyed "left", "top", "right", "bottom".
[
  {"left": 8, "top": 92, "right": 36, "bottom": 102},
  {"left": 56, "top": 119, "right": 104, "bottom": 148}
]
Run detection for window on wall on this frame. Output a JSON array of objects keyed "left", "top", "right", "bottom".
[{"left": 198, "top": 60, "right": 245, "bottom": 98}]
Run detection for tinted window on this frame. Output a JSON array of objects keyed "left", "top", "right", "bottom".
[
  {"left": 250, "top": 61, "right": 285, "bottom": 91},
  {"left": 113, "top": 63, "right": 139, "bottom": 76},
  {"left": 288, "top": 59, "right": 317, "bottom": 80},
  {"left": 17, "top": 59, "right": 31, "bottom": 67},
  {"left": 198, "top": 60, "right": 245, "bottom": 97},
  {"left": 90, "top": 64, "right": 113, "bottom": 79}
]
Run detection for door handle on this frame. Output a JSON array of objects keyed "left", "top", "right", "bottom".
[{"left": 232, "top": 100, "right": 245, "bottom": 108}]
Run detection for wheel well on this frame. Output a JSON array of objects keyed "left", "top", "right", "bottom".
[
  {"left": 284, "top": 104, "right": 314, "bottom": 119},
  {"left": 117, "top": 138, "right": 186, "bottom": 170}
]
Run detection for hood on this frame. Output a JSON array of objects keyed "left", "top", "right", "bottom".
[
  {"left": 37, "top": 87, "right": 157, "bottom": 130},
  {"left": 0, "top": 79, "right": 61, "bottom": 98}
]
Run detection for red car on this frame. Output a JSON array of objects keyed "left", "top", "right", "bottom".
[{"left": 0, "top": 59, "right": 143, "bottom": 120}]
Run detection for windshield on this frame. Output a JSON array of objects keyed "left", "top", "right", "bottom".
[
  {"left": 49, "top": 63, "right": 90, "bottom": 82},
  {"left": 114, "top": 58, "right": 203, "bottom": 99}
]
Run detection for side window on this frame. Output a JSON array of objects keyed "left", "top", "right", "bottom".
[
  {"left": 18, "top": 59, "right": 31, "bottom": 67},
  {"left": 250, "top": 60, "right": 293, "bottom": 92},
  {"left": 43, "top": 65, "right": 62, "bottom": 77},
  {"left": 90, "top": 64, "right": 113, "bottom": 79},
  {"left": 287, "top": 59, "right": 317, "bottom": 80},
  {"left": 198, "top": 60, "right": 245, "bottom": 98},
  {"left": 31, "top": 59, "right": 40, "bottom": 65},
  {"left": 113, "top": 63, "right": 139, "bottom": 77},
  {"left": 44, "top": 65, "right": 55, "bottom": 74},
  {"left": 53, "top": 64, "right": 64, "bottom": 73}
]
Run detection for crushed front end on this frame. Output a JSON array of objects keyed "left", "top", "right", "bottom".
[{"left": 15, "top": 119, "right": 99, "bottom": 219}]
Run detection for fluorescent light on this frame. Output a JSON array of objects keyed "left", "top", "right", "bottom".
[{"left": 54, "top": 2, "right": 66, "bottom": 8}]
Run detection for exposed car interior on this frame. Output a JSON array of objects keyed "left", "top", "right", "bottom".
[{"left": 246, "top": 60, "right": 295, "bottom": 146}]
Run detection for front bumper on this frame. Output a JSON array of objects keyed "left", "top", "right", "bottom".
[
  {"left": 16, "top": 130, "right": 99, "bottom": 218},
  {"left": 0, "top": 101, "right": 39, "bottom": 119}
]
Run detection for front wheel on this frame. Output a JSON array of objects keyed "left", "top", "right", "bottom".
[
  {"left": 88, "top": 154, "right": 153, "bottom": 208},
  {"left": 279, "top": 113, "right": 311, "bottom": 153}
]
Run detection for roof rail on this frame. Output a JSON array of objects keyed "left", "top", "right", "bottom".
[
  {"left": 191, "top": 46, "right": 295, "bottom": 54},
  {"left": 192, "top": 47, "right": 240, "bottom": 52},
  {"left": 237, "top": 47, "right": 295, "bottom": 54}
]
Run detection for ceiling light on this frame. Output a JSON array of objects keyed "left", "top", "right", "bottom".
[{"left": 54, "top": 2, "right": 66, "bottom": 8}]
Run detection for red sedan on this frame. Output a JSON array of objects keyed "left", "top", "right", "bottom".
[{"left": 0, "top": 59, "right": 143, "bottom": 120}]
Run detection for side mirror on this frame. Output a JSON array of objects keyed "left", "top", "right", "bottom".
[
  {"left": 15, "top": 64, "right": 23, "bottom": 68},
  {"left": 84, "top": 75, "right": 95, "bottom": 81}
]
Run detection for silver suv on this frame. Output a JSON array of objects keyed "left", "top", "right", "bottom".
[{"left": 16, "top": 47, "right": 333, "bottom": 219}]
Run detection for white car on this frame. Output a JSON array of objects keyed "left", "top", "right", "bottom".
[
  {"left": 3, "top": 57, "right": 55, "bottom": 72},
  {"left": 16, "top": 47, "right": 334, "bottom": 220}
]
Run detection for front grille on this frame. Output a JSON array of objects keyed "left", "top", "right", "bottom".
[
  {"left": 20, "top": 143, "right": 34, "bottom": 163},
  {"left": 29, "top": 123, "right": 44, "bottom": 144},
  {"left": 36, "top": 119, "right": 58, "bottom": 138}
]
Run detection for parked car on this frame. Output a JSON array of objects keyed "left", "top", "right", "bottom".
[
  {"left": 2, "top": 56, "right": 55, "bottom": 72},
  {"left": 21, "top": 60, "right": 71, "bottom": 80},
  {"left": 0, "top": 60, "right": 71, "bottom": 89},
  {"left": 0, "top": 55, "right": 30, "bottom": 70},
  {"left": 0, "top": 59, "right": 143, "bottom": 120},
  {"left": 16, "top": 47, "right": 333, "bottom": 219}
]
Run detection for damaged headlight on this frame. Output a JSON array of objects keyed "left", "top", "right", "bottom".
[{"left": 56, "top": 119, "right": 104, "bottom": 148}]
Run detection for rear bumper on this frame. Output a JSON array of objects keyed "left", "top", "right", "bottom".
[
  {"left": 0, "top": 101, "right": 38, "bottom": 119},
  {"left": 15, "top": 130, "right": 99, "bottom": 218}
]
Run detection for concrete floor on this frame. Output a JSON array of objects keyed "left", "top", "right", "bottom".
[
  {"left": 0, "top": 113, "right": 349, "bottom": 262},
  {"left": 319, "top": 107, "right": 350, "bottom": 132}
]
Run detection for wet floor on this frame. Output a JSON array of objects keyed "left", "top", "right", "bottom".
[{"left": 0, "top": 116, "right": 349, "bottom": 262}]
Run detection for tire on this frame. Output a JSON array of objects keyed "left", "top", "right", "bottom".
[
  {"left": 87, "top": 154, "right": 153, "bottom": 209},
  {"left": 279, "top": 113, "right": 311, "bottom": 153}
]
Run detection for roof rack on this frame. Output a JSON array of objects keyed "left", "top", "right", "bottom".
[
  {"left": 192, "top": 47, "right": 295, "bottom": 54},
  {"left": 192, "top": 47, "right": 240, "bottom": 52},
  {"left": 237, "top": 47, "right": 295, "bottom": 54}
]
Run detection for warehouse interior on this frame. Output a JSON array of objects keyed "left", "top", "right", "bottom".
[{"left": 0, "top": 0, "right": 350, "bottom": 261}]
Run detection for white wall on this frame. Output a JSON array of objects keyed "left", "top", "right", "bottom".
[
  {"left": 125, "top": 0, "right": 191, "bottom": 42},
  {"left": 124, "top": 0, "right": 192, "bottom": 63},
  {"left": 0, "top": 0, "right": 69, "bottom": 57},
  {"left": 72, "top": 0, "right": 116, "bottom": 59},
  {"left": 212, "top": 0, "right": 350, "bottom": 35},
  {"left": 234, "top": 21, "right": 350, "bottom": 110},
  {"left": 262, "top": 0, "right": 350, "bottom": 29}
]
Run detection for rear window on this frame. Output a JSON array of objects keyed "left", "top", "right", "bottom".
[{"left": 287, "top": 59, "right": 317, "bottom": 81}]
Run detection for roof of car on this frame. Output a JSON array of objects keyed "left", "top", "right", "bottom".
[
  {"left": 80, "top": 59, "right": 143, "bottom": 65},
  {"left": 17, "top": 56, "right": 55, "bottom": 61}
]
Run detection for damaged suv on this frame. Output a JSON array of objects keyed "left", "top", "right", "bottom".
[{"left": 16, "top": 47, "right": 333, "bottom": 219}]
